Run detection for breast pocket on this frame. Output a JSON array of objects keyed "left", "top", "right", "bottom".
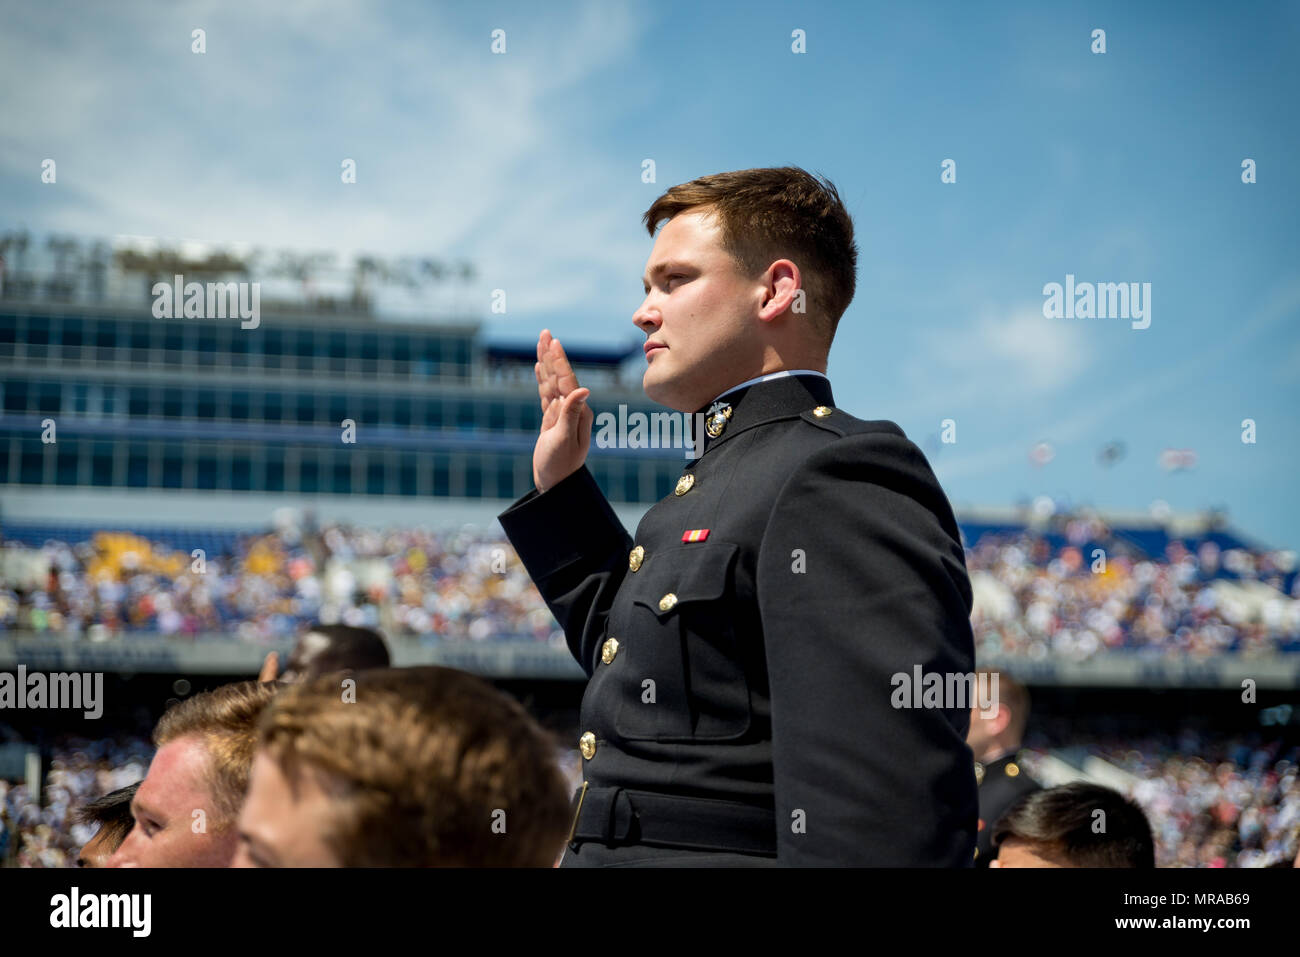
[{"left": 615, "top": 541, "right": 752, "bottom": 742}]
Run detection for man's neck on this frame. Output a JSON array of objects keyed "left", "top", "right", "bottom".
[{"left": 977, "top": 743, "right": 1019, "bottom": 765}]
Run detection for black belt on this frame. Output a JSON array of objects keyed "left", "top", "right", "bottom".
[{"left": 567, "top": 784, "right": 778, "bottom": 856}]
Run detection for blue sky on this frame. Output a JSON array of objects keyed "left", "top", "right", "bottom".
[{"left": 2, "top": 0, "right": 1297, "bottom": 548}]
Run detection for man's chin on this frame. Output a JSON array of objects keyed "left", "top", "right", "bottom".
[
  {"left": 642, "top": 375, "right": 686, "bottom": 413},
  {"left": 642, "top": 368, "right": 666, "bottom": 405}
]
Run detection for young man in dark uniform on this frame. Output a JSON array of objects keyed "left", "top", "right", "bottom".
[
  {"left": 968, "top": 670, "right": 1041, "bottom": 866},
  {"left": 499, "top": 167, "right": 978, "bottom": 866}
]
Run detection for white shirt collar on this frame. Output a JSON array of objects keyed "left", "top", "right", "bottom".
[{"left": 709, "top": 369, "right": 829, "bottom": 407}]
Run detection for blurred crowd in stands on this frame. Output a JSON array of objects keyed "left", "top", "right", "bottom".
[
  {"left": 1017, "top": 730, "right": 1299, "bottom": 868},
  {"left": 0, "top": 522, "right": 563, "bottom": 646},
  {"left": 1, "top": 515, "right": 1297, "bottom": 657},
  {"left": 0, "top": 735, "right": 150, "bottom": 868},
  {"left": 966, "top": 521, "right": 1300, "bottom": 659}
]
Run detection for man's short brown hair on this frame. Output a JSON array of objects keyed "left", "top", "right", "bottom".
[
  {"left": 153, "top": 680, "right": 283, "bottom": 829},
  {"left": 991, "top": 782, "right": 1155, "bottom": 867},
  {"left": 642, "top": 166, "right": 858, "bottom": 349},
  {"left": 257, "top": 666, "right": 572, "bottom": 867}
]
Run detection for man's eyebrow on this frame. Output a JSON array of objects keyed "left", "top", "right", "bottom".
[
  {"left": 129, "top": 796, "right": 159, "bottom": 823},
  {"left": 642, "top": 260, "right": 693, "bottom": 289}
]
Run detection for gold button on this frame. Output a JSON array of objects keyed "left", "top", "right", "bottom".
[
  {"left": 674, "top": 473, "right": 695, "bottom": 496},
  {"left": 1006, "top": 762, "right": 1020, "bottom": 778},
  {"left": 579, "top": 732, "right": 596, "bottom": 760},
  {"left": 601, "top": 637, "right": 620, "bottom": 664},
  {"left": 974, "top": 846, "right": 980, "bottom": 860},
  {"left": 658, "top": 593, "right": 677, "bottom": 612},
  {"left": 628, "top": 545, "right": 645, "bottom": 571},
  {"left": 812, "top": 406, "right": 832, "bottom": 417}
]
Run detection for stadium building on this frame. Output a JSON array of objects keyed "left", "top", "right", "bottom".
[{"left": 0, "top": 231, "right": 683, "bottom": 532}]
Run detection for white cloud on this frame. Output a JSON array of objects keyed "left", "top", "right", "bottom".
[
  {"left": 898, "top": 303, "right": 1094, "bottom": 418},
  {"left": 0, "top": 0, "right": 655, "bottom": 324}
]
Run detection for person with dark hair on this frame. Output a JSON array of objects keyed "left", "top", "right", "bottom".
[
  {"left": 500, "top": 166, "right": 977, "bottom": 866},
  {"left": 989, "top": 781, "right": 1156, "bottom": 868},
  {"left": 967, "top": 670, "right": 1041, "bottom": 866},
  {"left": 259, "top": 623, "right": 390, "bottom": 684},
  {"left": 233, "top": 666, "right": 572, "bottom": 867},
  {"left": 73, "top": 781, "right": 140, "bottom": 867}
]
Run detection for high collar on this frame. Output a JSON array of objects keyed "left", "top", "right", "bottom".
[
  {"left": 708, "top": 369, "right": 829, "bottom": 407},
  {"left": 689, "top": 373, "right": 835, "bottom": 459}
]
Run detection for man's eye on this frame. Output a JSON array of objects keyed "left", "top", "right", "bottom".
[{"left": 244, "top": 847, "right": 271, "bottom": 867}]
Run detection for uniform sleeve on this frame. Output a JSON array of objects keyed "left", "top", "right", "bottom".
[
  {"left": 755, "top": 429, "right": 978, "bottom": 865},
  {"left": 497, "top": 465, "right": 634, "bottom": 676}
]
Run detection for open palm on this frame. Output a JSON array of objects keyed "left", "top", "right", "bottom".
[{"left": 532, "top": 328, "right": 593, "bottom": 493}]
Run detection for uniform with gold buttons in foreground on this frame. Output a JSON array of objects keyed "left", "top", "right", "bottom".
[
  {"left": 499, "top": 372, "right": 977, "bottom": 866},
  {"left": 975, "top": 752, "right": 1041, "bottom": 866}
]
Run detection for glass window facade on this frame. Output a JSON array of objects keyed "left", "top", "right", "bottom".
[{"left": 0, "top": 307, "right": 668, "bottom": 502}]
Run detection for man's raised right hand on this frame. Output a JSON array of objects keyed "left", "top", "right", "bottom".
[{"left": 532, "top": 329, "right": 593, "bottom": 493}]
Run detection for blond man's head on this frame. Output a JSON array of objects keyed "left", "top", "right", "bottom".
[{"left": 109, "top": 680, "right": 282, "bottom": 868}]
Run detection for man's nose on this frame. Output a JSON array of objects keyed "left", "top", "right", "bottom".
[{"left": 632, "top": 305, "right": 659, "bottom": 334}]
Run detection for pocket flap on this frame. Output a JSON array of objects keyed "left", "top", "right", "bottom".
[{"left": 631, "top": 541, "right": 738, "bottom": 618}]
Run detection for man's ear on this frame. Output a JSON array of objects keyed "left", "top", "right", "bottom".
[
  {"left": 990, "top": 703, "right": 1013, "bottom": 737},
  {"left": 757, "top": 260, "right": 800, "bottom": 321}
]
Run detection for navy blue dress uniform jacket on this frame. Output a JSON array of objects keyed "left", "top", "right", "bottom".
[
  {"left": 975, "top": 752, "right": 1042, "bottom": 866},
  {"left": 498, "top": 373, "right": 978, "bottom": 865}
]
